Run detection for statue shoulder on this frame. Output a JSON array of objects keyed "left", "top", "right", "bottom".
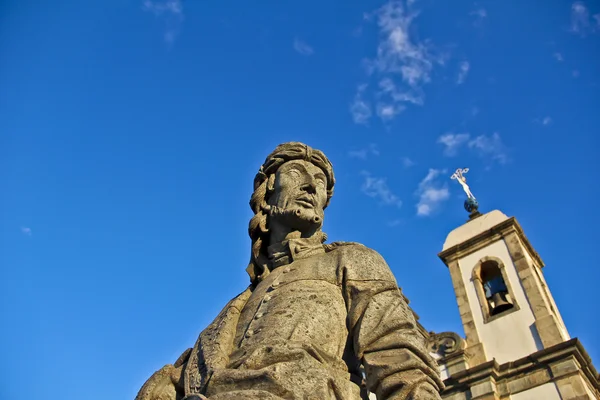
[
  {"left": 326, "top": 242, "right": 396, "bottom": 282},
  {"left": 323, "top": 241, "right": 365, "bottom": 252},
  {"left": 325, "top": 241, "right": 383, "bottom": 259}
]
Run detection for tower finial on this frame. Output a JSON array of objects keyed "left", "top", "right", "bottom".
[{"left": 451, "top": 168, "right": 480, "bottom": 218}]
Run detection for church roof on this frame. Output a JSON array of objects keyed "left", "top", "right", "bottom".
[{"left": 442, "top": 209, "right": 509, "bottom": 251}]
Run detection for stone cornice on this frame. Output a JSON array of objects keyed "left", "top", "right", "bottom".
[
  {"left": 438, "top": 217, "right": 544, "bottom": 268},
  {"left": 442, "top": 338, "right": 600, "bottom": 397}
]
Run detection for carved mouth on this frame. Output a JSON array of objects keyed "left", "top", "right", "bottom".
[{"left": 296, "top": 196, "right": 315, "bottom": 208}]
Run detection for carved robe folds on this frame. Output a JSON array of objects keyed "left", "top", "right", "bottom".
[{"left": 136, "top": 241, "right": 443, "bottom": 400}]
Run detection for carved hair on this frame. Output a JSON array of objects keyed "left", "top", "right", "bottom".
[{"left": 246, "top": 142, "right": 335, "bottom": 286}]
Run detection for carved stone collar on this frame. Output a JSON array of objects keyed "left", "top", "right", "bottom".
[{"left": 267, "top": 237, "right": 325, "bottom": 269}]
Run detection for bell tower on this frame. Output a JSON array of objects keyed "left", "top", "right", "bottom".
[
  {"left": 438, "top": 207, "right": 569, "bottom": 366},
  {"left": 435, "top": 168, "right": 599, "bottom": 400}
]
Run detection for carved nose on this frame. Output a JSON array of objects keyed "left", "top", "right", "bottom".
[{"left": 301, "top": 182, "right": 317, "bottom": 194}]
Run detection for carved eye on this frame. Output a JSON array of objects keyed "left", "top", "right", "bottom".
[
  {"left": 315, "top": 178, "right": 326, "bottom": 188},
  {"left": 286, "top": 169, "right": 301, "bottom": 179}
]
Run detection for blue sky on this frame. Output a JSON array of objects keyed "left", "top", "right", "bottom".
[{"left": 1, "top": 0, "right": 599, "bottom": 398}]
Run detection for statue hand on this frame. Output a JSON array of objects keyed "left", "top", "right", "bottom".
[
  {"left": 134, "top": 363, "right": 184, "bottom": 400},
  {"left": 135, "top": 348, "right": 192, "bottom": 400}
]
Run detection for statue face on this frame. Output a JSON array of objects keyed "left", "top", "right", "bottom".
[{"left": 268, "top": 160, "right": 328, "bottom": 231}]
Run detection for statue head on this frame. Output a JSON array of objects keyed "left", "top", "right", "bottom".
[{"left": 247, "top": 142, "right": 335, "bottom": 285}]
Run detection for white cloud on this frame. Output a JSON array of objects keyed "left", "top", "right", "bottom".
[
  {"left": 348, "top": 143, "right": 380, "bottom": 159},
  {"left": 401, "top": 156, "right": 415, "bottom": 168},
  {"left": 143, "top": 0, "right": 182, "bottom": 14},
  {"left": 470, "top": 8, "right": 487, "bottom": 18},
  {"left": 373, "top": 1, "right": 436, "bottom": 89},
  {"left": 468, "top": 132, "right": 509, "bottom": 164},
  {"left": 21, "top": 227, "right": 32, "bottom": 236},
  {"left": 351, "top": 0, "right": 443, "bottom": 123},
  {"left": 470, "top": 7, "right": 487, "bottom": 27},
  {"left": 571, "top": 1, "right": 590, "bottom": 33},
  {"left": 534, "top": 116, "right": 553, "bottom": 126},
  {"left": 293, "top": 38, "right": 314, "bottom": 56},
  {"left": 387, "top": 219, "right": 403, "bottom": 227},
  {"left": 437, "top": 131, "right": 509, "bottom": 164},
  {"left": 378, "top": 77, "right": 423, "bottom": 105},
  {"left": 457, "top": 61, "right": 470, "bottom": 84},
  {"left": 350, "top": 84, "right": 372, "bottom": 124},
  {"left": 553, "top": 52, "right": 564, "bottom": 62},
  {"left": 415, "top": 169, "right": 449, "bottom": 216},
  {"left": 437, "top": 133, "right": 470, "bottom": 156},
  {"left": 142, "top": 0, "right": 184, "bottom": 44},
  {"left": 376, "top": 102, "right": 405, "bottom": 120},
  {"left": 360, "top": 171, "right": 402, "bottom": 208},
  {"left": 570, "top": 1, "right": 598, "bottom": 35}
]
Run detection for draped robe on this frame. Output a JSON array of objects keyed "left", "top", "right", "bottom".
[{"left": 136, "top": 240, "right": 443, "bottom": 400}]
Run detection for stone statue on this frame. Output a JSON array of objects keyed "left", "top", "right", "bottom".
[
  {"left": 451, "top": 168, "right": 475, "bottom": 200},
  {"left": 135, "top": 142, "right": 444, "bottom": 400}
]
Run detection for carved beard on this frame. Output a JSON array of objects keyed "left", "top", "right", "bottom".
[{"left": 268, "top": 205, "right": 323, "bottom": 232}]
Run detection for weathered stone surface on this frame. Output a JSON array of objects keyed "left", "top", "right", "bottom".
[
  {"left": 470, "top": 378, "right": 496, "bottom": 399},
  {"left": 135, "top": 142, "right": 443, "bottom": 400},
  {"left": 441, "top": 339, "right": 600, "bottom": 400},
  {"left": 428, "top": 332, "right": 466, "bottom": 358}
]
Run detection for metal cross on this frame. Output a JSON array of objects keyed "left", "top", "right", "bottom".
[{"left": 451, "top": 168, "right": 476, "bottom": 199}]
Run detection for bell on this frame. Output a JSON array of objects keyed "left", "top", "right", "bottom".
[{"left": 490, "top": 291, "right": 513, "bottom": 315}]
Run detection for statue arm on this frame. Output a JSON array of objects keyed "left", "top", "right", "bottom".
[
  {"left": 135, "top": 348, "right": 191, "bottom": 400},
  {"left": 343, "top": 246, "right": 444, "bottom": 400}
]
